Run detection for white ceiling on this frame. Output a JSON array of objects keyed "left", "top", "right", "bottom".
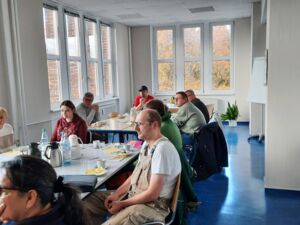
[{"left": 55, "top": 0, "right": 257, "bottom": 26}]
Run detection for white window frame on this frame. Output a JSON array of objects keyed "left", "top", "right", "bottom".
[
  {"left": 152, "top": 26, "right": 176, "bottom": 95},
  {"left": 152, "top": 21, "right": 234, "bottom": 96}
]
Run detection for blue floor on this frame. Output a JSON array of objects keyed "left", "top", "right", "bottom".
[{"left": 187, "top": 125, "right": 300, "bottom": 225}]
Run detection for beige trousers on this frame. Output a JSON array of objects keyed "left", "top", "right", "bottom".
[{"left": 83, "top": 191, "right": 167, "bottom": 225}]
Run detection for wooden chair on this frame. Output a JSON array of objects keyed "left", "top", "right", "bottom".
[{"left": 143, "top": 174, "right": 181, "bottom": 225}]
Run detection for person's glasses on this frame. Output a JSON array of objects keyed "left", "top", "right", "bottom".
[
  {"left": 134, "top": 121, "right": 150, "bottom": 128},
  {"left": 0, "top": 186, "right": 22, "bottom": 195},
  {"left": 84, "top": 98, "right": 93, "bottom": 102}
]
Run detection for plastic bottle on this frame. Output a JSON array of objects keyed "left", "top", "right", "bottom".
[
  {"left": 39, "top": 128, "right": 49, "bottom": 159},
  {"left": 60, "top": 132, "right": 71, "bottom": 165}
]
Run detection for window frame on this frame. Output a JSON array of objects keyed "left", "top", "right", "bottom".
[
  {"left": 152, "top": 26, "right": 176, "bottom": 95},
  {"left": 152, "top": 21, "right": 234, "bottom": 96}
]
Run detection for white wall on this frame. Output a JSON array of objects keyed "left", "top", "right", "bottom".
[
  {"left": 131, "top": 26, "right": 152, "bottom": 97},
  {"left": 265, "top": 0, "right": 300, "bottom": 190},
  {"left": 131, "top": 21, "right": 251, "bottom": 121},
  {"left": 115, "top": 23, "right": 132, "bottom": 112}
]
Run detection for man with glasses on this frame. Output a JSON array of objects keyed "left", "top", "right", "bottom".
[
  {"left": 83, "top": 109, "right": 181, "bottom": 225},
  {"left": 76, "top": 92, "right": 100, "bottom": 126}
]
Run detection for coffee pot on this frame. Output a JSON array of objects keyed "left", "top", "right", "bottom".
[
  {"left": 44, "top": 142, "right": 62, "bottom": 167},
  {"left": 29, "top": 142, "right": 41, "bottom": 158}
]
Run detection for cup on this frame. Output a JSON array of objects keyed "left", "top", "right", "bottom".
[
  {"left": 125, "top": 144, "right": 131, "bottom": 151},
  {"left": 93, "top": 140, "right": 101, "bottom": 149},
  {"left": 97, "top": 159, "right": 106, "bottom": 168}
]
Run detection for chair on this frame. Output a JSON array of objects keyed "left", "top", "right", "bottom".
[
  {"left": 206, "top": 104, "right": 214, "bottom": 119},
  {"left": 143, "top": 174, "right": 181, "bottom": 225}
]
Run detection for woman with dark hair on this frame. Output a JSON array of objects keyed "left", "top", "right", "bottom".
[
  {"left": 51, "top": 100, "right": 87, "bottom": 143},
  {"left": 0, "top": 155, "right": 88, "bottom": 225}
]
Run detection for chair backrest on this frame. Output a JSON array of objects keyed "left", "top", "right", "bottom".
[
  {"left": 108, "top": 112, "right": 119, "bottom": 118},
  {"left": 206, "top": 104, "right": 214, "bottom": 119},
  {"left": 166, "top": 174, "right": 181, "bottom": 224}
]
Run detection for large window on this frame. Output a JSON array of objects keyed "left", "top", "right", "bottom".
[
  {"left": 42, "top": 4, "right": 116, "bottom": 109},
  {"left": 211, "top": 23, "right": 232, "bottom": 90},
  {"left": 101, "top": 24, "right": 113, "bottom": 97},
  {"left": 154, "top": 27, "right": 175, "bottom": 92},
  {"left": 43, "top": 6, "right": 62, "bottom": 106},
  {"left": 85, "top": 18, "right": 99, "bottom": 97},
  {"left": 153, "top": 22, "right": 233, "bottom": 94}
]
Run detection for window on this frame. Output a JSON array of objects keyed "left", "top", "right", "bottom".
[
  {"left": 183, "top": 26, "right": 202, "bottom": 91},
  {"left": 65, "top": 12, "right": 82, "bottom": 102},
  {"left": 100, "top": 24, "right": 113, "bottom": 97},
  {"left": 42, "top": 6, "right": 62, "bottom": 106},
  {"left": 211, "top": 23, "right": 232, "bottom": 90},
  {"left": 85, "top": 18, "right": 99, "bottom": 97},
  {"left": 154, "top": 27, "right": 175, "bottom": 92},
  {"left": 152, "top": 22, "right": 233, "bottom": 95}
]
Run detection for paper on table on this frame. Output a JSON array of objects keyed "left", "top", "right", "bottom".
[{"left": 85, "top": 167, "right": 107, "bottom": 176}]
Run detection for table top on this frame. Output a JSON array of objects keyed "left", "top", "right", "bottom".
[{"left": 89, "top": 114, "right": 136, "bottom": 132}]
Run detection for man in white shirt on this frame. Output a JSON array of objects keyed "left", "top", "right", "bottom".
[
  {"left": 83, "top": 109, "right": 181, "bottom": 225},
  {"left": 76, "top": 92, "right": 100, "bottom": 126},
  {"left": 0, "top": 107, "right": 14, "bottom": 149}
]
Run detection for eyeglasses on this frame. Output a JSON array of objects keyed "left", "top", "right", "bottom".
[
  {"left": 84, "top": 98, "right": 93, "bottom": 102},
  {"left": 0, "top": 186, "right": 22, "bottom": 195},
  {"left": 134, "top": 121, "right": 150, "bottom": 128}
]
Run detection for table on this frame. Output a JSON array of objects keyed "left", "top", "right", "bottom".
[{"left": 89, "top": 115, "right": 137, "bottom": 143}]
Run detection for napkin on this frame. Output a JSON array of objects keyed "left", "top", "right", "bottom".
[{"left": 85, "top": 167, "right": 107, "bottom": 176}]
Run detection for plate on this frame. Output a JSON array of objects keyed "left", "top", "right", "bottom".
[{"left": 85, "top": 167, "right": 107, "bottom": 176}]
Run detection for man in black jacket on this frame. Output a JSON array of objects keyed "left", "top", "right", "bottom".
[{"left": 185, "top": 90, "right": 210, "bottom": 123}]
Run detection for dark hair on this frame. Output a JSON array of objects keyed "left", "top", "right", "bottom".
[
  {"left": 60, "top": 100, "right": 76, "bottom": 111},
  {"left": 144, "top": 109, "right": 161, "bottom": 127},
  {"left": 2, "top": 155, "right": 87, "bottom": 225},
  {"left": 83, "top": 92, "right": 94, "bottom": 100},
  {"left": 185, "top": 89, "right": 195, "bottom": 96},
  {"left": 145, "top": 99, "right": 165, "bottom": 117},
  {"left": 176, "top": 91, "right": 188, "bottom": 100}
]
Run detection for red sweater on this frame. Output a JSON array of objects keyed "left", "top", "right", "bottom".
[
  {"left": 134, "top": 95, "right": 154, "bottom": 107},
  {"left": 51, "top": 114, "right": 87, "bottom": 143}
]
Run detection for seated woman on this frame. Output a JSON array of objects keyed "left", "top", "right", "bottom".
[
  {"left": 0, "top": 107, "right": 14, "bottom": 149},
  {"left": 145, "top": 100, "right": 199, "bottom": 222},
  {"left": 51, "top": 100, "right": 87, "bottom": 143},
  {"left": 0, "top": 155, "right": 88, "bottom": 225}
]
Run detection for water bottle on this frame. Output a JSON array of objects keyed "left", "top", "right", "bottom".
[
  {"left": 39, "top": 128, "right": 48, "bottom": 160},
  {"left": 60, "top": 132, "right": 71, "bottom": 165}
]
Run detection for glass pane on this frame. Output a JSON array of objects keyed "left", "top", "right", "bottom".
[
  {"left": 43, "top": 8, "right": 59, "bottom": 55},
  {"left": 158, "top": 63, "right": 174, "bottom": 91},
  {"left": 65, "top": 14, "right": 81, "bottom": 57},
  {"left": 69, "top": 61, "right": 82, "bottom": 100},
  {"left": 85, "top": 20, "right": 98, "bottom": 59},
  {"left": 87, "top": 63, "right": 98, "bottom": 96},
  {"left": 184, "top": 27, "right": 201, "bottom": 59},
  {"left": 103, "top": 63, "right": 113, "bottom": 96},
  {"left": 184, "top": 62, "right": 201, "bottom": 90},
  {"left": 101, "top": 25, "right": 112, "bottom": 60},
  {"left": 212, "top": 60, "right": 230, "bottom": 90},
  {"left": 47, "top": 60, "right": 61, "bottom": 104},
  {"left": 212, "top": 25, "right": 231, "bottom": 57},
  {"left": 157, "top": 29, "right": 174, "bottom": 59}
]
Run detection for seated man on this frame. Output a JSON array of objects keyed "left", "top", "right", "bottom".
[
  {"left": 173, "top": 91, "right": 206, "bottom": 146},
  {"left": 83, "top": 109, "right": 181, "bottom": 225},
  {"left": 134, "top": 85, "right": 154, "bottom": 111},
  {"left": 0, "top": 107, "right": 14, "bottom": 150},
  {"left": 185, "top": 89, "right": 210, "bottom": 123},
  {"left": 76, "top": 92, "right": 100, "bottom": 126}
]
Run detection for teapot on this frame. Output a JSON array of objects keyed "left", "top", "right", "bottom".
[
  {"left": 69, "top": 134, "right": 83, "bottom": 147},
  {"left": 44, "top": 142, "right": 62, "bottom": 167}
]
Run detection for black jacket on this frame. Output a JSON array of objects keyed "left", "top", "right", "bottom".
[{"left": 191, "top": 122, "right": 228, "bottom": 180}]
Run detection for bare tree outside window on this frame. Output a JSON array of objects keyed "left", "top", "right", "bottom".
[{"left": 212, "top": 24, "right": 231, "bottom": 90}]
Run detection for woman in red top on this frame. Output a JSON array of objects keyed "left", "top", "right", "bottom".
[{"left": 51, "top": 100, "right": 87, "bottom": 143}]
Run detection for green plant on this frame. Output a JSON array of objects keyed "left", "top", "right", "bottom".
[{"left": 221, "top": 102, "right": 239, "bottom": 121}]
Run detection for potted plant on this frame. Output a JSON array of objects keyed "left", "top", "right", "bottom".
[{"left": 221, "top": 101, "right": 239, "bottom": 127}]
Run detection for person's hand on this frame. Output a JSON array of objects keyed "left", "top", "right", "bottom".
[
  {"left": 139, "top": 98, "right": 145, "bottom": 105},
  {"left": 104, "top": 192, "right": 119, "bottom": 209},
  {"left": 0, "top": 201, "right": 7, "bottom": 223},
  {"left": 92, "top": 104, "right": 99, "bottom": 112},
  {"left": 107, "top": 200, "right": 124, "bottom": 214}
]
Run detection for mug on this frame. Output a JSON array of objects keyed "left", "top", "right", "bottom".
[
  {"left": 69, "top": 134, "right": 83, "bottom": 147},
  {"left": 124, "top": 144, "right": 131, "bottom": 151},
  {"left": 93, "top": 140, "right": 101, "bottom": 149},
  {"left": 97, "top": 159, "right": 106, "bottom": 168}
]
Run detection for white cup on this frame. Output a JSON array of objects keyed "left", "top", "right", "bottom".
[
  {"left": 97, "top": 159, "right": 106, "bottom": 168},
  {"left": 125, "top": 144, "right": 131, "bottom": 151},
  {"left": 93, "top": 140, "right": 101, "bottom": 149}
]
